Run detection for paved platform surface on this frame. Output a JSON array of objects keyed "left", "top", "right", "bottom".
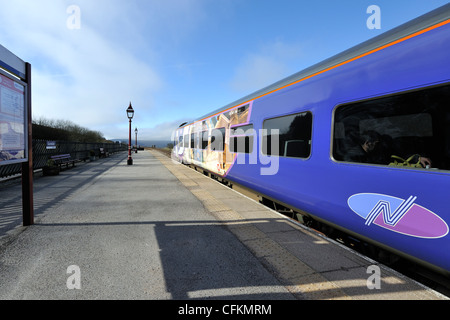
[{"left": 0, "top": 150, "right": 447, "bottom": 300}]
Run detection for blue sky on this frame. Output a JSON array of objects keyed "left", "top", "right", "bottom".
[{"left": 0, "top": 0, "right": 448, "bottom": 142}]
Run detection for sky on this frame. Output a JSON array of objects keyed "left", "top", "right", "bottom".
[{"left": 0, "top": 0, "right": 448, "bottom": 143}]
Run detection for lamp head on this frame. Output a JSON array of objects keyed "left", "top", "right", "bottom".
[{"left": 126, "top": 102, "right": 134, "bottom": 119}]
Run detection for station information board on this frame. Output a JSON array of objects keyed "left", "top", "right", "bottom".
[{"left": 0, "top": 71, "right": 27, "bottom": 166}]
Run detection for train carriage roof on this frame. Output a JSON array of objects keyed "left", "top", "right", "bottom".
[{"left": 185, "top": 3, "right": 450, "bottom": 127}]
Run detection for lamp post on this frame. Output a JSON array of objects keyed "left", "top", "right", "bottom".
[
  {"left": 135, "top": 127, "right": 138, "bottom": 153},
  {"left": 126, "top": 102, "right": 134, "bottom": 165}
]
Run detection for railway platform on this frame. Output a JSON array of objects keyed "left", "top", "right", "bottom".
[{"left": 0, "top": 149, "right": 447, "bottom": 300}]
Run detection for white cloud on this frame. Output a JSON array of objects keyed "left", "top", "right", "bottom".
[
  {"left": 136, "top": 119, "right": 189, "bottom": 142},
  {"left": 0, "top": 0, "right": 165, "bottom": 139},
  {"left": 0, "top": 1, "right": 237, "bottom": 141},
  {"left": 229, "top": 39, "right": 303, "bottom": 95},
  {"left": 229, "top": 55, "right": 288, "bottom": 95}
]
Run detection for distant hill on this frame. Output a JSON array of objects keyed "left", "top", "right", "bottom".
[{"left": 112, "top": 139, "right": 171, "bottom": 148}]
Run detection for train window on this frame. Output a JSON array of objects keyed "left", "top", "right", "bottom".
[
  {"left": 211, "top": 128, "right": 225, "bottom": 152},
  {"left": 184, "top": 134, "right": 190, "bottom": 148},
  {"left": 230, "top": 124, "right": 254, "bottom": 154},
  {"left": 194, "top": 132, "right": 200, "bottom": 149},
  {"left": 230, "top": 124, "right": 253, "bottom": 135},
  {"left": 333, "top": 83, "right": 450, "bottom": 171},
  {"left": 191, "top": 133, "right": 195, "bottom": 149},
  {"left": 262, "top": 112, "right": 312, "bottom": 158},
  {"left": 201, "top": 130, "right": 209, "bottom": 150}
]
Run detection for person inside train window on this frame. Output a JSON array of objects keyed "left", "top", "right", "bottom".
[
  {"left": 334, "top": 84, "right": 450, "bottom": 170},
  {"left": 344, "top": 130, "right": 385, "bottom": 164},
  {"left": 345, "top": 130, "right": 432, "bottom": 168}
]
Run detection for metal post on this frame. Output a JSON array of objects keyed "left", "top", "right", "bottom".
[
  {"left": 127, "top": 118, "right": 133, "bottom": 165},
  {"left": 22, "top": 62, "right": 33, "bottom": 226},
  {"left": 135, "top": 127, "right": 138, "bottom": 153},
  {"left": 126, "top": 102, "right": 134, "bottom": 165}
]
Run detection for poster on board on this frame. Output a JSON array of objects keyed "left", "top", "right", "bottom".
[{"left": 0, "top": 72, "right": 26, "bottom": 165}]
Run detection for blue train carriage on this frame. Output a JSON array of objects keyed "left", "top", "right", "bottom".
[{"left": 173, "top": 4, "right": 450, "bottom": 276}]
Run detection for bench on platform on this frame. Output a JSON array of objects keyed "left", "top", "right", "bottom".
[
  {"left": 99, "top": 148, "right": 109, "bottom": 158},
  {"left": 50, "top": 154, "right": 78, "bottom": 169}
]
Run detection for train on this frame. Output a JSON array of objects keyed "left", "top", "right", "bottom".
[{"left": 172, "top": 4, "right": 450, "bottom": 277}]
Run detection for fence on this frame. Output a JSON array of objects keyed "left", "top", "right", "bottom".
[{"left": 0, "top": 140, "right": 128, "bottom": 178}]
